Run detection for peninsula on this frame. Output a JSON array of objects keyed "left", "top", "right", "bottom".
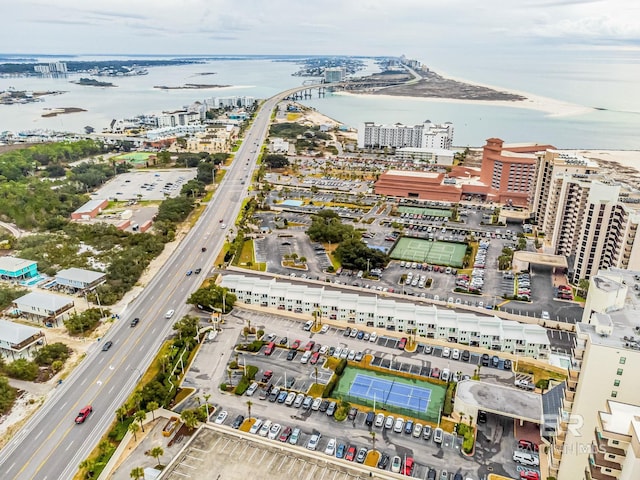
[
  {"left": 153, "top": 83, "right": 230, "bottom": 90},
  {"left": 73, "top": 78, "right": 116, "bottom": 87},
  {"left": 41, "top": 107, "right": 87, "bottom": 117}
]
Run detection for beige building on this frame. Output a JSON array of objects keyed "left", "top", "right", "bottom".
[
  {"left": 185, "top": 125, "right": 238, "bottom": 153},
  {"left": 552, "top": 269, "right": 640, "bottom": 479},
  {"left": 532, "top": 151, "right": 640, "bottom": 282}
]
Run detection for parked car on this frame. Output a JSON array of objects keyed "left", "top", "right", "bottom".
[
  {"left": 278, "top": 426, "right": 292, "bottom": 442},
  {"left": 335, "top": 443, "right": 346, "bottom": 459},
  {"left": 289, "top": 427, "right": 301, "bottom": 445},
  {"left": 232, "top": 415, "right": 245, "bottom": 429},
  {"left": 518, "top": 439, "right": 540, "bottom": 452},
  {"left": 267, "top": 423, "right": 281, "bottom": 439},
  {"left": 423, "top": 425, "right": 432, "bottom": 440},
  {"left": 481, "top": 353, "right": 490, "bottom": 366},
  {"left": 374, "top": 413, "right": 385, "bottom": 427},
  {"left": 356, "top": 447, "right": 368, "bottom": 463},
  {"left": 393, "top": 417, "right": 405, "bottom": 433},
  {"left": 214, "top": 410, "right": 228, "bottom": 424},
  {"left": 324, "top": 438, "right": 336, "bottom": 455},
  {"left": 384, "top": 415, "right": 395, "bottom": 429},
  {"left": 403, "top": 457, "right": 415, "bottom": 476},
  {"left": 345, "top": 445, "right": 357, "bottom": 461},
  {"left": 433, "top": 427, "right": 444, "bottom": 444},
  {"left": 377, "top": 452, "right": 390, "bottom": 469},
  {"left": 391, "top": 455, "right": 402, "bottom": 473},
  {"left": 398, "top": 337, "right": 408, "bottom": 350},
  {"left": 249, "top": 418, "right": 263, "bottom": 434}
]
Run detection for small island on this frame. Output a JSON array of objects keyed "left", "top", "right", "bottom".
[
  {"left": 153, "top": 83, "right": 230, "bottom": 90},
  {"left": 73, "top": 78, "right": 116, "bottom": 87},
  {"left": 41, "top": 107, "right": 87, "bottom": 117}
]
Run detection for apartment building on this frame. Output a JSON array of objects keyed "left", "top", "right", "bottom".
[
  {"left": 324, "top": 67, "right": 345, "bottom": 83},
  {"left": 357, "top": 121, "right": 454, "bottom": 150},
  {"left": 552, "top": 268, "right": 640, "bottom": 479},
  {"left": 394, "top": 147, "right": 454, "bottom": 165},
  {"left": 478, "top": 138, "right": 554, "bottom": 207},
  {"left": 220, "top": 274, "right": 550, "bottom": 358}
]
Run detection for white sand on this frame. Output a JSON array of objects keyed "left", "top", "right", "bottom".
[
  {"left": 568, "top": 150, "right": 640, "bottom": 173},
  {"left": 336, "top": 90, "right": 593, "bottom": 118}
]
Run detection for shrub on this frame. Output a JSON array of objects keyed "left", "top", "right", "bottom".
[
  {"left": 536, "top": 379, "right": 550, "bottom": 390},
  {"left": 322, "top": 377, "right": 337, "bottom": 398},
  {"left": 235, "top": 377, "right": 250, "bottom": 395},
  {"left": 257, "top": 329, "right": 265, "bottom": 339},
  {"left": 34, "top": 342, "right": 71, "bottom": 366},
  {"left": 4, "top": 358, "right": 39, "bottom": 381},
  {"left": 245, "top": 365, "right": 258, "bottom": 380},
  {"left": 335, "top": 358, "right": 347, "bottom": 376},
  {"left": 219, "top": 383, "right": 227, "bottom": 391}
]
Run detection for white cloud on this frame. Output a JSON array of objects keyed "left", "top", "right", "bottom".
[{"left": 1, "top": 0, "right": 639, "bottom": 54}]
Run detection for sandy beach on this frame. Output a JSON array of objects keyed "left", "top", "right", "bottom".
[
  {"left": 336, "top": 90, "right": 593, "bottom": 118},
  {"left": 564, "top": 149, "right": 640, "bottom": 185}
]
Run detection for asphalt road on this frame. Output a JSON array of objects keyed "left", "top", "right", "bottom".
[{"left": 0, "top": 86, "right": 311, "bottom": 480}]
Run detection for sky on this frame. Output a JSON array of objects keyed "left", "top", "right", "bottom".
[{"left": 2, "top": 0, "right": 639, "bottom": 58}]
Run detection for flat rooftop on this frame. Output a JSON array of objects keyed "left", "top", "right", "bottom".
[
  {"left": 456, "top": 380, "right": 542, "bottom": 423},
  {"left": 161, "top": 425, "right": 398, "bottom": 480}
]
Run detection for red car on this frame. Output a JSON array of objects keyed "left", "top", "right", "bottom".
[
  {"left": 75, "top": 405, "right": 93, "bottom": 424},
  {"left": 520, "top": 471, "right": 540, "bottom": 480},
  {"left": 305, "top": 340, "right": 315, "bottom": 351},
  {"left": 398, "top": 337, "right": 408, "bottom": 350},
  {"left": 403, "top": 457, "right": 414, "bottom": 475},
  {"left": 278, "top": 426, "right": 292, "bottom": 442},
  {"left": 291, "top": 339, "right": 301, "bottom": 350},
  {"left": 345, "top": 445, "right": 357, "bottom": 461},
  {"left": 518, "top": 439, "right": 539, "bottom": 452}
]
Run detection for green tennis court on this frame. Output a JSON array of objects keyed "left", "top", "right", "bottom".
[
  {"left": 333, "top": 367, "right": 446, "bottom": 424},
  {"left": 390, "top": 237, "right": 466, "bottom": 267},
  {"left": 114, "top": 152, "right": 154, "bottom": 166},
  {"left": 398, "top": 206, "right": 452, "bottom": 218}
]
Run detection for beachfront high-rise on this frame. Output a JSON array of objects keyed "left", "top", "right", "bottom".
[
  {"left": 357, "top": 121, "right": 454, "bottom": 150},
  {"left": 551, "top": 268, "right": 640, "bottom": 479}
]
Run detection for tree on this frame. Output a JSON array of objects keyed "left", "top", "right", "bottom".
[
  {"left": 246, "top": 400, "right": 253, "bottom": 419},
  {"left": 116, "top": 405, "right": 128, "bottom": 423},
  {"left": 181, "top": 409, "right": 199, "bottom": 432},
  {"left": 263, "top": 154, "right": 290, "bottom": 169},
  {"left": 132, "top": 391, "right": 144, "bottom": 411},
  {"left": 370, "top": 431, "right": 377, "bottom": 452},
  {"left": 130, "top": 466, "right": 144, "bottom": 480},
  {"left": 148, "top": 446, "right": 164, "bottom": 467},
  {"left": 578, "top": 278, "right": 590, "bottom": 298},
  {"left": 134, "top": 410, "right": 146, "bottom": 433},
  {"left": 79, "top": 459, "right": 95, "bottom": 478},
  {"left": 146, "top": 401, "right": 159, "bottom": 421},
  {"left": 203, "top": 393, "right": 211, "bottom": 418},
  {"left": 128, "top": 421, "right": 140, "bottom": 442}
]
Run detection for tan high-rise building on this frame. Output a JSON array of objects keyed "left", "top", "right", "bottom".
[{"left": 552, "top": 269, "right": 640, "bottom": 479}]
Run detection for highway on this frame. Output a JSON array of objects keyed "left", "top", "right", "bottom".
[{"left": 0, "top": 86, "right": 312, "bottom": 480}]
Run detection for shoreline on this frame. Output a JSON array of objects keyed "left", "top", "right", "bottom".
[{"left": 335, "top": 90, "right": 593, "bottom": 118}]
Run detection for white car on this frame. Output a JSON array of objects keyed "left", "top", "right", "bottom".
[
  {"left": 441, "top": 368, "right": 450, "bottom": 382},
  {"left": 369, "top": 332, "right": 378, "bottom": 342},
  {"left": 452, "top": 348, "right": 460, "bottom": 360},
  {"left": 324, "top": 438, "right": 336, "bottom": 455},
  {"left": 384, "top": 415, "right": 395, "bottom": 429},
  {"left": 267, "top": 423, "right": 282, "bottom": 440},
  {"left": 258, "top": 420, "right": 272, "bottom": 437},
  {"left": 164, "top": 309, "right": 175, "bottom": 319},
  {"left": 214, "top": 410, "right": 228, "bottom": 424},
  {"left": 245, "top": 382, "right": 258, "bottom": 396},
  {"left": 391, "top": 455, "right": 402, "bottom": 473},
  {"left": 307, "top": 433, "right": 321, "bottom": 450},
  {"left": 311, "top": 397, "right": 322, "bottom": 411},
  {"left": 320, "top": 325, "right": 329, "bottom": 333},
  {"left": 393, "top": 417, "right": 405, "bottom": 433},
  {"left": 442, "top": 347, "right": 451, "bottom": 358},
  {"left": 541, "top": 311, "right": 550, "bottom": 320},
  {"left": 220, "top": 224, "right": 226, "bottom": 229},
  {"left": 249, "top": 419, "right": 263, "bottom": 434},
  {"left": 413, "top": 423, "right": 423, "bottom": 438}
]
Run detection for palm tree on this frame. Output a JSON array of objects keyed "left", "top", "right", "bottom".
[
  {"left": 370, "top": 431, "right": 377, "bottom": 452},
  {"left": 130, "top": 466, "right": 144, "bottom": 480},
  {"left": 116, "top": 405, "right": 128, "bottom": 423},
  {"left": 134, "top": 410, "right": 146, "bottom": 433},
  {"left": 128, "top": 422, "right": 140, "bottom": 442},
  {"left": 146, "top": 401, "right": 159, "bottom": 421},
  {"left": 132, "top": 391, "right": 143, "bottom": 411},
  {"left": 79, "top": 459, "right": 94, "bottom": 478},
  {"left": 203, "top": 394, "right": 211, "bottom": 418},
  {"left": 148, "top": 446, "right": 164, "bottom": 467},
  {"left": 246, "top": 400, "right": 253, "bottom": 419},
  {"left": 181, "top": 409, "right": 199, "bottom": 432}
]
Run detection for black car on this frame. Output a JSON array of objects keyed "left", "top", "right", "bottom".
[
  {"left": 194, "top": 268, "right": 202, "bottom": 274},
  {"left": 319, "top": 400, "right": 330, "bottom": 412},
  {"left": 286, "top": 349, "right": 297, "bottom": 361},
  {"left": 478, "top": 410, "right": 487, "bottom": 423},
  {"left": 427, "top": 468, "right": 436, "bottom": 480},
  {"left": 504, "top": 359, "right": 512, "bottom": 370},
  {"left": 491, "top": 355, "right": 500, "bottom": 367},
  {"left": 102, "top": 341, "right": 113, "bottom": 351},
  {"left": 461, "top": 349, "right": 470, "bottom": 362},
  {"left": 279, "top": 337, "right": 288, "bottom": 346},
  {"left": 377, "top": 453, "right": 390, "bottom": 469},
  {"left": 201, "top": 247, "right": 207, "bottom": 252},
  {"left": 130, "top": 317, "right": 140, "bottom": 327},
  {"left": 232, "top": 415, "right": 245, "bottom": 429},
  {"left": 343, "top": 327, "right": 351, "bottom": 337},
  {"left": 481, "top": 353, "right": 490, "bottom": 366}
]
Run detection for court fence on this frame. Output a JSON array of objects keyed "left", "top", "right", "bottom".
[{"left": 335, "top": 393, "right": 439, "bottom": 424}]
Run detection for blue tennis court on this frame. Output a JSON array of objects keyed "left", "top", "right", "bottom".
[{"left": 349, "top": 373, "right": 432, "bottom": 412}]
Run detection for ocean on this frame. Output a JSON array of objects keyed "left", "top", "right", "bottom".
[{"left": 0, "top": 53, "right": 638, "bottom": 150}]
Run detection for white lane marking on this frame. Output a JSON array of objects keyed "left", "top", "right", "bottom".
[
  {"left": 35, "top": 430, "right": 43, "bottom": 440},
  {"left": 65, "top": 440, "right": 74, "bottom": 451}
]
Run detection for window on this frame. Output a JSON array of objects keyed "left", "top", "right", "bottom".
[
  {"left": 617, "top": 368, "right": 623, "bottom": 376},
  {"left": 611, "top": 391, "right": 618, "bottom": 398},
  {"left": 619, "top": 357, "right": 626, "bottom": 364},
  {"left": 614, "top": 380, "right": 620, "bottom": 387}
]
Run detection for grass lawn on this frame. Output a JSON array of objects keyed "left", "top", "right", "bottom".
[{"left": 323, "top": 243, "right": 341, "bottom": 270}]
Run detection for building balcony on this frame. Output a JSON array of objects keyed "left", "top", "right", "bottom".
[
  {"left": 592, "top": 452, "right": 622, "bottom": 471},
  {"left": 587, "top": 463, "right": 619, "bottom": 480},
  {"left": 594, "top": 435, "right": 626, "bottom": 457}
]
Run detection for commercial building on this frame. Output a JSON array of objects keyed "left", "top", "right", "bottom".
[
  {"left": 478, "top": 138, "right": 555, "bottom": 207},
  {"left": 552, "top": 268, "right": 640, "bottom": 479},
  {"left": 374, "top": 170, "right": 464, "bottom": 202},
  {"left": 220, "top": 274, "right": 550, "bottom": 358},
  {"left": 357, "top": 121, "right": 453, "bottom": 150},
  {"left": 13, "top": 291, "right": 75, "bottom": 325},
  {"left": 324, "top": 67, "right": 345, "bottom": 83},
  {"left": 0, "top": 319, "right": 45, "bottom": 361},
  {"left": 204, "top": 96, "right": 256, "bottom": 110},
  {"left": 394, "top": 147, "right": 454, "bottom": 165},
  {"left": 54, "top": 268, "right": 106, "bottom": 293},
  {"left": 156, "top": 110, "right": 201, "bottom": 128},
  {"left": 0, "top": 257, "right": 38, "bottom": 280},
  {"left": 71, "top": 199, "right": 109, "bottom": 220}
]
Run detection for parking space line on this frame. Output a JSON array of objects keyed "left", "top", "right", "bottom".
[{"left": 266, "top": 452, "right": 279, "bottom": 470}]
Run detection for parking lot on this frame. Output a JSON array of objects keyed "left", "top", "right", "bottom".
[
  {"left": 178, "top": 308, "right": 531, "bottom": 479},
  {"left": 92, "top": 168, "right": 197, "bottom": 201}
]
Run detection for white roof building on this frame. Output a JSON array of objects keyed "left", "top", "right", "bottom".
[
  {"left": 221, "top": 274, "right": 550, "bottom": 358},
  {"left": 0, "top": 319, "right": 45, "bottom": 360},
  {"left": 13, "top": 291, "right": 75, "bottom": 324}
]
